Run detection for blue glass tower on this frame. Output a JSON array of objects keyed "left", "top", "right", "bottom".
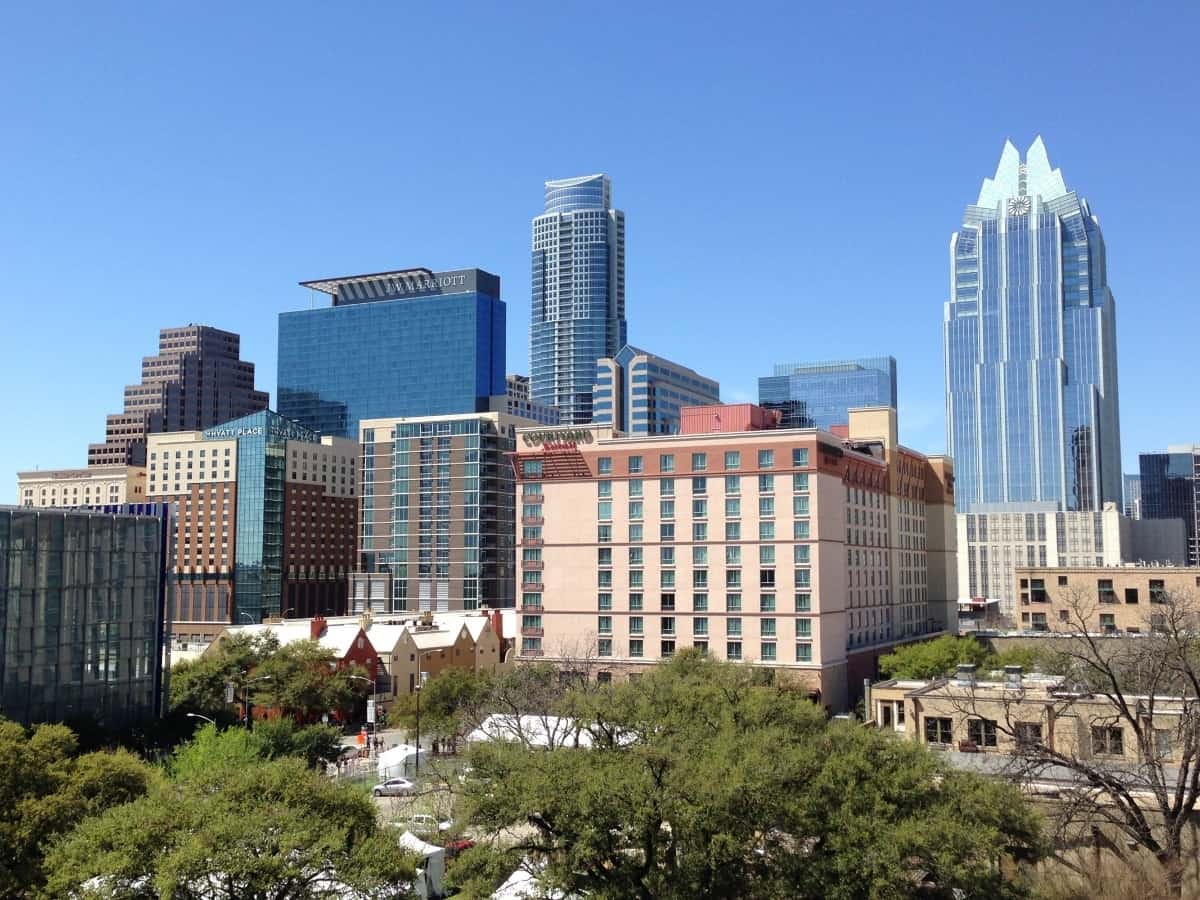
[
  {"left": 531, "top": 174, "right": 627, "bottom": 424},
  {"left": 758, "top": 357, "right": 897, "bottom": 431},
  {"left": 945, "top": 137, "right": 1122, "bottom": 513},
  {"left": 278, "top": 268, "right": 506, "bottom": 438}
]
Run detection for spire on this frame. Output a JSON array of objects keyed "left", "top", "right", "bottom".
[{"left": 976, "top": 137, "right": 1069, "bottom": 207}]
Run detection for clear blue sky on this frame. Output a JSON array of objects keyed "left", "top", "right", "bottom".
[{"left": 3, "top": 1, "right": 1198, "bottom": 503}]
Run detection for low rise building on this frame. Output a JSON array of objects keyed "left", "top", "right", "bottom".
[
  {"left": 503, "top": 375, "right": 562, "bottom": 426},
  {"left": 512, "top": 404, "right": 956, "bottom": 711},
  {"left": 871, "top": 667, "right": 1188, "bottom": 766},
  {"left": 1014, "top": 564, "right": 1200, "bottom": 634},
  {"left": 16, "top": 465, "right": 146, "bottom": 509}
]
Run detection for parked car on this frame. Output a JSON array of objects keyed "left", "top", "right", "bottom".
[
  {"left": 407, "top": 813, "right": 453, "bottom": 837},
  {"left": 373, "top": 777, "right": 416, "bottom": 797}
]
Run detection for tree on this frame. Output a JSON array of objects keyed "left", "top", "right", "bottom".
[
  {"left": 954, "top": 588, "right": 1200, "bottom": 897},
  {"left": 43, "top": 729, "right": 417, "bottom": 900},
  {"left": 880, "top": 634, "right": 993, "bottom": 679},
  {"left": 0, "top": 719, "right": 156, "bottom": 899},
  {"left": 169, "top": 632, "right": 278, "bottom": 721},
  {"left": 416, "top": 668, "right": 494, "bottom": 752},
  {"left": 254, "top": 640, "right": 369, "bottom": 722},
  {"left": 456, "top": 651, "right": 1043, "bottom": 899},
  {"left": 254, "top": 719, "right": 346, "bottom": 769}
]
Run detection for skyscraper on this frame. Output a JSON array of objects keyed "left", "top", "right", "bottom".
[
  {"left": 278, "top": 268, "right": 506, "bottom": 438},
  {"left": 531, "top": 174, "right": 627, "bottom": 424},
  {"left": 758, "top": 357, "right": 897, "bottom": 431},
  {"left": 945, "top": 137, "right": 1121, "bottom": 514},
  {"left": 87, "top": 325, "right": 269, "bottom": 467},
  {"left": 1139, "top": 446, "right": 1200, "bottom": 566}
]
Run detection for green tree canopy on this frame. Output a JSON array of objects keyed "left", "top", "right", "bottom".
[
  {"left": 456, "top": 651, "right": 1043, "bottom": 899},
  {"left": 43, "top": 727, "right": 416, "bottom": 900},
  {"left": 0, "top": 719, "right": 156, "bottom": 899},
  {"left": 879, "top": 635, "right": 994, "bottom": 679}
]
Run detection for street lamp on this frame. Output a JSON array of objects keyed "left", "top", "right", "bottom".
[
  {"left": 186, "top": 712, "right": 217, "bottom": 726},
  {"left": 238, "top": 674, "right": 272, "bottom": 729},
  {"left": 238, "top": 611, "right": 255, "bottom": 624}
]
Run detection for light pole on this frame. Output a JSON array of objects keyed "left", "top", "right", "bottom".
[
  {"left": 238, "top": 611, "right": 255, "bottom": 624},
  {"left": 186, "top": 712, "right": 217, "bottom": 727},
  {"left": 239, "top": 674, "right": 272, "bottom": 729},
  {"left": 413, "top": 651, "right": 434, "bottom": 774}
]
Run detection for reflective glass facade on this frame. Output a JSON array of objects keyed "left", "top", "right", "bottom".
[
  {"left": 945, "top": 138, "right": 1122, "bottom": 513},
  {"left": 1139, "top": 447, "right": 1200, "bottom": 565},
  {"left": 0, "top": 504, "right": 169, "bottom": 726},
  {"left": 593, "top": 345, "right": 720, "bottom": 434},
  {"left": 278, "top": 269, "right": 505, "bottom": 438},
  {"left": 758, "top": 357, "right": 897, "bottom": 431},
  {"left": 531, "top": 174, "right": 627, "bottom": 424}
]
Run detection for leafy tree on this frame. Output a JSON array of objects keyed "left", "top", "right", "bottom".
[
  {"left": 417, "top": 668, "right": 494, "bottom": 751},
  {"left": 879, "top": 634, "right": 993, "bottom": 679},
  {"left": 254, "top": 719, "right": 346, "bottom": 769},
  {"left": 0, "top": 719, "right": 156, "bottom": 899},
  {"left": 43, "top": 733, "right": 416, "bottom": 899},
  {"left": 169, "top": 632, "right": 279, "bottom": 721},
  {"left": 457, "top": 651, "right": 1042, "bottom": 899},
  {"left": 254, "top": 640, "right": 369, "bottom": 722}
]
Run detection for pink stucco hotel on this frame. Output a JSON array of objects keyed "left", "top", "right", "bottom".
[{"left": 511, "top": 404, "right": 957, "bottom": 711}]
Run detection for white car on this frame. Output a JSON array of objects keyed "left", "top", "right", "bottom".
[{"left": 373, "top": 777, "right": 416, "bottom": 797}]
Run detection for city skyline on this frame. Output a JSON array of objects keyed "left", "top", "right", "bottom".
[{"left": 2, "top": 4, "right": 1197, "bottom": 501}]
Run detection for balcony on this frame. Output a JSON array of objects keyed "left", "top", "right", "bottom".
[
  {"left": 521, "top": 580, "right": 543, "bottom": 591},
  {"left": 523, "top": 560, "right": 544, "bottom": 571},
  {"left": 521, "top": 626, "right": 544, "bottom": 637},
  {"left": 522, "top": 516, "right": 544, "bottom": 526},
  {"left": 523, "top": 537, "right": 544, "bottom": 547}
]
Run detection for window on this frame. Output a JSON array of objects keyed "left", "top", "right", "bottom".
[
  {"left": 725, "top": 497, "right": 741, "bottom": 518},
  {"left": 661, "top": 640, "right": 676, "bottom": 658},
  {"left": 967, "top": 718, "right": 998, "bottom": 748},
  {"left": 629, "top": 616, "right": 644, "bottom": 634},
  {"left": 1098, "top": 579, "right": 1116, "bottom": 603},
  {"left": 691, "top": 452, "right": 707, "bottom": 472},
  {"left": 597, "top": 638, "right": 612, "bottom": 657},
  {"left": 660, "top": 523, "right": 675, "bottom": 542},
  {"left": 629, "top": 547, "right": 643, "bottom": 565},
  {"left": 628, "top": 456, "right": 643, "bottom": 474},
  {"left": 795, "top": 569, "right": 811, "bottom": 588},
  {"left": 1154, "top": 728, "right": 1173, "bottom": 760},
  {"left": 692, "top": 545, "right": 708, "bottom": 564},
  {"left": 795, "top": 617, "right": 811, "bottom": 637},
  {"left": 660, "top": 454, "right": 675, "bottom": 473},
  {"left": 660, "top": 500, "right": 677, "bottom": 520},
  {"left": 598, "top": 548, "right": 613, "bottom": 566},
  {"left": 725, "top": 521, "right": 741, "bottom": 540},
  {"left": 598, "top": 457, "right": 612, "bottom": 475},
  {"left": 598, "top": 571, "right": 613, "bottom": 588},
  {"left": 760, "top": 642, "right": 777, "bottom": 661},
  {"left": 598, "top": 480, "right": 612, "bottom": 498},
  {"left": 726, "top": 592, "right": 742, "bottom": 612},
  {"left": 598, "top": 524, "right": 612, "bottom": 543},
  {"left": 693, "top": 570, "right": 709, "bottom": 588},
  {"left": 724, "top": 475, "right": 741, "bottom": 495},
  {"left": 1100, "top": 613, "right": 1116, "bottom": 633},
  {"left": 661, "top": 593, "right": 676, "bottom": 611},
  {"left": 1015, "top": 722, "right": 1043, "bottom": 748},
  {"left": 692, "top": 476, "right": 707, "bottom": 494},
  {"left": 793, "top": 496, "right": 810, "bottom": 516},
  {"left": 761, "top": 618, "right": 776, "bottom": 637},
  {"left": 523, "top": 459, "right": 543, "bottom": 477},
  {"left": 793, "top": 447, "right": 809, "bottom": 467},
  {"left": 794, "top": 545, "right": 810, "bottom": 564},
  {"left": 660, "top": 570, "right": 675, "bottom": 588},
  {"left": 660, "top": 546, "right": 675, "bottom": 565},
  {"left": 597, "top": 616, "right": 612, "bottom": 634},
  {"left": 630, "top": 593, "right": 644, "bottom": 610},
  {"left": 598, "top": 501, "right": 612, "bottom": 520},
  {"left": 693, "top": 522, "right": 707, "bottom": 541},
  {"left": 724, "top": 451, "right": 741, "bottom": 470},
  {"left": 727, "top": 618, "right": 742, "bottom": 636},
  {"left": 1092, "top": 726, "right": 1124, "bottom": 756},
  {"left": 629, "top": 500, "right": 644, "bottom": 520},
  {"left": 792, "top": 473, "right": 809, "bottom": 492},
  {"left": 1150, "top": 579, "right": 1167, "bottom": 603},
  {"left": 925, "top": 717, "right": 953, "bottom": 745},
  {"left": 758, "top": 449, "right": 775, "bottom": 469},
  {"left": 629, "top": 639, "right": 643, "bottom": 658},
  {"left": 630, "top": 523, "right": 644, "bottom": 542},
  {"left": 693, "top": 592, "right": 708, "bottom": 612},
  {"left": 693, "top": 617, "right": 708, "bottom": 636},
  {"left": 725, "top": 546, "right": 741, "bottom": 565},
  {"left": 795, "top": 642, "right": 812, "bottom": 662},
  {"left": 726, "top": 570, "right": 742, "bottom": 588},
  {"left": 759, "top": 497, "right": 775, "bottom": 517},
  {"left": 759, "top": 545, "right": 775, "bottom": 565},
  {"left": 598, "top": 593, "right": 612, "bottom": 611},
  {"left": 629, "top": 570, "right": 644, "bottom": 588},
  {"left": 795, "top": 592, "right": 811, "bottom": 612},
  {"left": 759, "top": 521, "right": 775, "bottom": 540},
  {"left": 660, "top": 477, "right": 675, "bottom": 496},
  {"left": 758, "top": 474, "right": 774, "bottom": 493},
  {"left": 726, "top": 641, "right": 742, "bottom": 660}
]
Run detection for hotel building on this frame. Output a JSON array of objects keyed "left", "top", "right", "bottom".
[
  {"left": 351, "top": 411, "right": 531, "bottom": 614},
  {"left": 511, "top": 404, "right": 956, "bottom": 711},
  {"left": 147, "top": 410, "right": 357, "bottom": 645},
  {"left": 17, "top": 465, "right": 146, "bottom": 509}
]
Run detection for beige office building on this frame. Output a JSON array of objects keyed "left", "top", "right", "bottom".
[
  {"left": 1014, "top": 564, "right": 1200, "bottom": 634},
  {"left": 16, "top": 466, "right": 146, "bottom": 509},
  {"left": 512, "top": 404, "right": 956, "bottom": 711}
]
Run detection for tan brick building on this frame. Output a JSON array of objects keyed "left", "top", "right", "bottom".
[
  {"left": 1014, "top": 564, "right": 1200, "bottom": 634},
  {"left": 512, "top": 404, "right": 956, "bottom": 711},
  {"left": 16, "top": 466, "right": 146, "bottom": 509}
]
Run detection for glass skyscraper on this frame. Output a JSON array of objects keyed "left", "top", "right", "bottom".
[
  {"left": 945, "top": 137, "right": 1122, "bottom": 513},
  {"left": 593, "top": 345, "right": 720, "bottom": 434},
  {"left": 278, "top": 268, "right": 506, "bottom": 439},
  {"left": 758, "top": 357, "right": 897, "bottom": 431},
  {"left": 531, "top": 174, "right": 627, "bottom": 424}
]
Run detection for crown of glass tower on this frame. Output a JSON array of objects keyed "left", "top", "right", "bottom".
[
  {"left": 531, "top": 174, "right": 627, "bottom": 424},
  {"left": 945, "top": 137, "right": 1122, "bottom": 513}
]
